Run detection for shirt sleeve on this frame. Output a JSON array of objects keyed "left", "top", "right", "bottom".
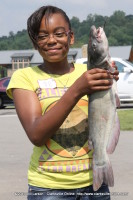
[{"left": 6, "top": 68, "right": 34, "bottom": 99}]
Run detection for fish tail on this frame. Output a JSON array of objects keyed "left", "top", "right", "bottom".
[{"left": 93, "top": 157, "right": 114, "bottom": 191}]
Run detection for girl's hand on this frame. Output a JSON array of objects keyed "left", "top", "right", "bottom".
[{"left": 73, "top": 68, "right": 114, "bottom": 97}]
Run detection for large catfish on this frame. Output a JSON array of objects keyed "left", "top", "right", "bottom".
[{"left": 87, "top": 25, "right": 120, "bottom": 191}]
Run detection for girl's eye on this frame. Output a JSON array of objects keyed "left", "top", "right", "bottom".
[
  {"left": 54, "top": 32, "right": 65, "bottom": 37},
  {"left": 37, "top": 35, "right": 48, "bottom": 40},
  {"left": 37, "top": 31, "right": 68, "bottom": 43}
]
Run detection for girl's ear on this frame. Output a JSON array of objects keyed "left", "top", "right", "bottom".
[{"left": 69, "top": 31, "right": 74, "bottom": 45}]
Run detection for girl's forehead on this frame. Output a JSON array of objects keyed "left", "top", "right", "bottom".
[{"left": 40, "top": 13, "right": 69, "bottom": 30}]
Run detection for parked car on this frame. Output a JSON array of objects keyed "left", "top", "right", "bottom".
[
  {"left": 75, "top": 57, "right": 133, "bottom": 104},
  {"left": 0, "top": 77, "right": 13, "bottom": 108}
]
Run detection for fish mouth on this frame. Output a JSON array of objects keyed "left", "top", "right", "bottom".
[
  {"left": 96, "top": 27, "right": 103, "bottom": 37},
  {"left": 95, "top": 28, "right": 104, "bottom": 40},
  {"left": 91, "top": 26, "right": 104, "bottom": 40}
]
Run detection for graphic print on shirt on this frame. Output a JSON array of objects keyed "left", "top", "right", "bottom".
[
  {"left": 36, "top": 80, "right": 92, "bottom": 173},
  {"left": 47, "top": 100, "right": 89, "bottom": 157}
]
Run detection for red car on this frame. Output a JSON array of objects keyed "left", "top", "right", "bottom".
[{"left": 0, "top": 77, "right": 13, "bottom": 108}]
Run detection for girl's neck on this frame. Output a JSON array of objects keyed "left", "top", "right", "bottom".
[{"left": 39, "top": 60, "right": 74, "bottom": 75}]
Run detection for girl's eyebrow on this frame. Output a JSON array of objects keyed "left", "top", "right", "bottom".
[{"left": 39, "top": 26, "right": 66, "bottom": 33}]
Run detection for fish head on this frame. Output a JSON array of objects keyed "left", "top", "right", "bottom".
[{"left": 88, "top": 25, "right": 109, "bottom": 67}]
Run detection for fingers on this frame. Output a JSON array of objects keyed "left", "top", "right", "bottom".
[
  {"left": 88, "top": 80, "right": 113, "bottom": 94},
  {"left": 88, "top": 68, "right": 107, "bottom": 75},
  {"left": 87, "top": 68, "right": 114, "bottom": 80},
  {"left": 92, "top": 78, "right": 113, "bottom": 86},
  {"left": 87, "top": 68, "right": 116, "bottom": 93},
  {"left": 90, "top": 85, "right": 112, "bottom": 92},
  {"left": 77, "top": 68, "right": 114, "bottom": 96},
  {"left": 89, "top": 62, "right": 119, "bottom": 82},
  {"left": 88, "top": 79, "right": 113, "bottom": 92},
  {"left": 113, "top": 74, "right": 119, "bottom": 81},
  {"left": 84, "top": 69, "right": 113, "bottom": 93}
]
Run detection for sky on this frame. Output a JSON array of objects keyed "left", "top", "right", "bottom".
[{"left": 0, "top": 0, "right": 133, "bottom": 37}]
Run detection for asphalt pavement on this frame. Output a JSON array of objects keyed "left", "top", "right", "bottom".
[{"left": 0, "top": 108, "right": 133, "bottom": 200}]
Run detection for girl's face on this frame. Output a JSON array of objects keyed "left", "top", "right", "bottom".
[{"left": 37, "top": 13, "right": 74, "bottom": 63}]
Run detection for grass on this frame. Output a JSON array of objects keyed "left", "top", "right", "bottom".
[{"left": 117, "top": 109, "right": 133, "bottom": 130}]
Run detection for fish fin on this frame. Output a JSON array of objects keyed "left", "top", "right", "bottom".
[
  {"left": 88, "top": 140, "right": 93, "bottom": 150},
  {"left": 115, "top": 91, "right": 121, "bottom": 108},
  {"left": 93, "top": 157, "right": 114, "bottom": 191},
  {"left": 106, "top": 60, "right": 115, "bottom": 73},
  {"left": 116, "top": 94, "right": 121, "bottom": 108},
  {"left": 113, "top": 80, "right": 121, "bottom": 108},
  {"left": 106, "top": 113, "right": 120, "bottom": 154}
]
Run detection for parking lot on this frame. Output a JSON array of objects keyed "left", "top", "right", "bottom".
[{"left": 0, "top": 108, "right": 133, "bottom": 200}]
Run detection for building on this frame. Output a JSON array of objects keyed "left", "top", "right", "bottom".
[
  {"left": 81, "top": 44, "right": 133, "bottom": 60},
  {"left": 0, "top": 48, "right": 82, "bottom": 77},
  {"left": 0, "top": 45, "right": 132, "bottom": 77},
  {"left": 129, "top": 46, "right": 133, "bottom": 62}
]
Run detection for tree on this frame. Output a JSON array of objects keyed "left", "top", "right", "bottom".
[
  {"left": 0, "top": 10, "right": 132, "bottom": 49},
  {"left": 9, "top": 31, "right": 15, "bottom": 37},
  {"left": 110, "top": 11, "right": 126, "bottom": 26}
]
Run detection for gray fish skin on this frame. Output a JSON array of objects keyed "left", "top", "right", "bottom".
[{"left": 87, "top": 25, "right": 120, "bottom": 191}]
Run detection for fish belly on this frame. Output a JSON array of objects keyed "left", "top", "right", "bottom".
[{"left": 88, "top": 87, "right": 120, "bottom": 191}]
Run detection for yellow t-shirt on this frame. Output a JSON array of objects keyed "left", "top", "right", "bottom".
[{"left": 7, "top": 63, "right": 93, "bottom": 189}]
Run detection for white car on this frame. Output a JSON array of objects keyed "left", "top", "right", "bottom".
[{"left": 75, "top": 57, "right": 133, "bottom": 104}]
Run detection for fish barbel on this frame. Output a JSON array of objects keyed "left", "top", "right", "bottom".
[{"left": 87, "top": 25, "right": 120, "bottom": 191}]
